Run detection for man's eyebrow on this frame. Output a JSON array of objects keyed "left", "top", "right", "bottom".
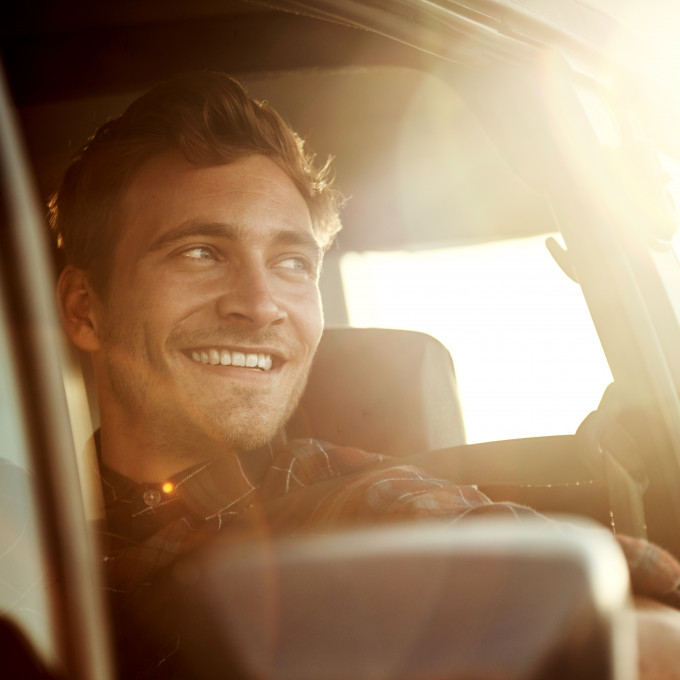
[{"left": 147, "top": 221, "right": 321, "bottom": 256}]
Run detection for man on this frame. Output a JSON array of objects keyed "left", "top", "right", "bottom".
[{"left": 52, "top": 71, "right": 680, "bottom": 677}]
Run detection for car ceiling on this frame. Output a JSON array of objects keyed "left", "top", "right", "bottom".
[{"left": 2, "top": 0, "right": 556, "bottom": 253}]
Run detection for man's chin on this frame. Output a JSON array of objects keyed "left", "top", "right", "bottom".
[
  {"left": 160, "top": 371, "right": 309, "bottom": 454},
  {"left": 206, "top": 399, "right": 297, "bottom": 452},
  {"left": 220, "top": 429, "right": 278, "bottom": 453}
]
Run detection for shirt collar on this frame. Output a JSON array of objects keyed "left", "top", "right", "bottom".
[{"left": 98, "top": 433, "right": 279, "bottom": 540}]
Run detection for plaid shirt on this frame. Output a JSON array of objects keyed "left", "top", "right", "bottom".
[{"left": 98, "top": 438, "right": 680, "bottom": 609}]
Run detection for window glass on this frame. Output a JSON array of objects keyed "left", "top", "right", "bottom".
[
  {"left": 341, "top": 234, "right": 612, "bottom": 443},
  {"left": 0, "top": 277, "right": 58, "bottom": 668},
  {"left": 661, "top": 152, "right": 680, "bottom": 260}
]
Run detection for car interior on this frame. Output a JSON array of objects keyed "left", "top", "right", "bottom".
[{"left": 3, "top": 1, "right": 680, "bottom": 678}]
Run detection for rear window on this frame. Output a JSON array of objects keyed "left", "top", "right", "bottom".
[{"left": 341, "top": 234, "right": 612, "bottom": 443}]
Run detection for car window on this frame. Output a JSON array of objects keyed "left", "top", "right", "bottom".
[
  {"left": 341, "top": 235, "right": 613, "bottom": 443},
  {"left": 0, "top": 273, "right": 59, "bottom": 670}
]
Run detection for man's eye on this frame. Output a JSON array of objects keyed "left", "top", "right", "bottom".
[
  {"left": 182, "top": 246, "right": 215, "bottom": 260},
  {"left": 278, "top": 256, "right": 313, "bottom": 274}
]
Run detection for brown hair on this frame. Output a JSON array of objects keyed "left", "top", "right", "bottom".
[{"left": 49, "top": 71, "right": 342, "bottom": 294}]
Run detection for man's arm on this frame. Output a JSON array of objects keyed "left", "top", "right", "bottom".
[{"left": 636, "top": 597, "right": 680, "bottom": 680}]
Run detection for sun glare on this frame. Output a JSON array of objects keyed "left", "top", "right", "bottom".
[{"left": 341, "top": 236, "right": 613, "bottom": 444}]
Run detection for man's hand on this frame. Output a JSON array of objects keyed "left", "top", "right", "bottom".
[{"left": 636, "top": 597, "right": 680, "bottom": 680}]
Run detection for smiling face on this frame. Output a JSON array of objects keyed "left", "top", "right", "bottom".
[{"left": 84, "top": 153, "right": 323, "bottom": 477}]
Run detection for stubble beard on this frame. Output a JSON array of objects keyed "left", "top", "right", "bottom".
[
  {"left": 100, "top": 319, "right": 313, "bottom": 457},
  {"left": 206, "top": 373, "right": 308, "bottom": 451}
]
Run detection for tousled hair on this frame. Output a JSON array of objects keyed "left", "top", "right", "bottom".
[{"left": 49, "top": 71, "right": 342, "bottom": 294}]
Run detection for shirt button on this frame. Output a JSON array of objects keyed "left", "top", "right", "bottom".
[{"left": 143, "top": 489, "right": 162, "bottom": 508}]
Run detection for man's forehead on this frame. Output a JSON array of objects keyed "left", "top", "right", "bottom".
[{"left": 115, "top": 152, "right": 317, "bottom": 249}]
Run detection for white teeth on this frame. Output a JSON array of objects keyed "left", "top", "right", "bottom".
[{"left": 190, "top": 349, "right": 273, "bottom": 371}]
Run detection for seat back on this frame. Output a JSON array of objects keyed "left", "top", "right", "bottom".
[{"left": 286, "top": 327, "right": 466, "bottom": 455}]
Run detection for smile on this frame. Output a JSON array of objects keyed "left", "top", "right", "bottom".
[{"left": 189, "top": 348, "right": 274, "bottom": 371}]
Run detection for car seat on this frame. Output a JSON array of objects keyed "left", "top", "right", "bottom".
[{"left": 286, "top": 327, "right": 467, "bottom": 455}]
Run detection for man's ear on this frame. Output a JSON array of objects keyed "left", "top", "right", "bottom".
[{"left": 57, "top": 266, "right": 102, "bottom": 352}]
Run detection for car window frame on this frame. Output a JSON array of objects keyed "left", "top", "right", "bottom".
[{"left": 0, "top": 63, "right": 115, "bottom": 680}]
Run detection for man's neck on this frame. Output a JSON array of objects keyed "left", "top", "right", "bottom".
[{"left": 97, "top": 409, "right": 232, "bottom": 483}]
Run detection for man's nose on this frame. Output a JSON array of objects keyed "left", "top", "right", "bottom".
[{"left": 215, "top": 262, "right": 286, "bottom": 328}]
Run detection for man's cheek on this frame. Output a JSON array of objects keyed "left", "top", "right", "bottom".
[{"left": 305, "top": 298, "right": 325, "bottom": 347}]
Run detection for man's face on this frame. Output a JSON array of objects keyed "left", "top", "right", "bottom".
[{"left": 91, "top": 152, "right": 323, "bottom": 459}]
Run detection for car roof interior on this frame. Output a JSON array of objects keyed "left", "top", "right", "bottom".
[{"left": 3, "top": 0, "right": 556, "bottom": 265}]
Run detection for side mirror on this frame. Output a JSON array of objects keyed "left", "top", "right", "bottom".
[{"left": 117, "top": 518, "right": 637, "bottom": 680}]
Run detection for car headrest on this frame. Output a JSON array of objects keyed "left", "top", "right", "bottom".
[{"left": 286, "top": 328, "right": 466, "bottom": 456}]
